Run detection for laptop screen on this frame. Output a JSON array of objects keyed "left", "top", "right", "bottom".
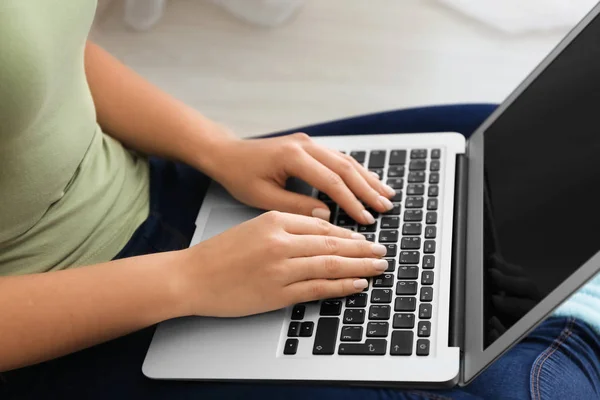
[{"left": 483, "top": 13, "right": 600, "bottom": 348}]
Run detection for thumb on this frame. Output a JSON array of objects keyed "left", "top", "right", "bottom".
[{"left": 258, "top": 184, "right": 333, "bottom": 221}]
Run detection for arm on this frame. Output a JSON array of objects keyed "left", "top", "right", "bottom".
[
  {"left": 84, "top": 41, "right": 231, "bottom": 175},
  {"left": 0, "top": 251, "right": 186, "bottom": 372}
]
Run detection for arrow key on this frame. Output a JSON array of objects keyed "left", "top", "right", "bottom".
[{"left": 390, "top": 331, "right": 413, "bottom": 355}]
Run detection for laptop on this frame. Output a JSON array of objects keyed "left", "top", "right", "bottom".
[{"left": 143, "top": 3, "right": 600, "bottom": 387}]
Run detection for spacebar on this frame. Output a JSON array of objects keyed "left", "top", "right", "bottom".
[
  {"left": 313, "top": 317, "right": 339, "bottom": 355},
  {"left": 339, "top": 339, "right": 387, "bottom": 355}
]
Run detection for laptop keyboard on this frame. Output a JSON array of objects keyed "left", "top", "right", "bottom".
[{"left": 283, "top": 148, "right": 442, "bottom": 357}]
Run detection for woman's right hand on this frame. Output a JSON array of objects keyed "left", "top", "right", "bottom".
[{"left": 176, "top": 211, "right": 389, "bottom": 318}]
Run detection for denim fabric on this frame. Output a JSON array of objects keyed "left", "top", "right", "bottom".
[{"left": 3, "top": 105, "right": 600, "bottom": 400}]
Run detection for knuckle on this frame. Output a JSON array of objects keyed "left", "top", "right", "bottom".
[
  {"left": 323, "top": 236, "right": 340, "bottom": 254},
  {"left": 316, "top": 218, "right": 332, "bottom": 235},
  {"left": 310, "top": 281, "right": 328, "bottom": 299},
  {"left": 325, "top": 172, "right": 343, "bottom": 187},
  {"left": 292, "top": 132, "right": 311, "bottom": 142},
  {"left": 266, "top": 232, "right": 289, "bottom": 252},
  {"left": 323, "top": 256, "right": 341, "bottom": 276},
  {"left": 263, "top": 210, "right": 284, "bottom": 225},
  {"left": 337, "top": 160, "right": 354, "bottom": 175}
]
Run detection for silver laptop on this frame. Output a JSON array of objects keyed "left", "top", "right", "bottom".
[{"left": 142, "top": 3, "right": 600, "bottom": 387}]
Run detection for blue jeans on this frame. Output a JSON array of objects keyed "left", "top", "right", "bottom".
[{"left": 3, "top": 105, "right": 600, "bottom": 400}]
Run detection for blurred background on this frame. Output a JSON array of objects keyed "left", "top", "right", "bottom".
[{"left": 91, "top": 0, "right": 595, "bottom": 137}]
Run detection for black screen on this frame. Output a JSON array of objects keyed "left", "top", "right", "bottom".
[{"left": 483, "top": 12, "right": 600, "bottom": 348}]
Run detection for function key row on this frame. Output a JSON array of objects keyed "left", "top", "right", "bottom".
[{"left": 351, "top": 149, "right": 440, "bottom": 170}]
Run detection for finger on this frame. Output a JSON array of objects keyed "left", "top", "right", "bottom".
[
  {"left": 343, "top": 153, "right": 397, "bottom": 198},
  {"left": 279, "top": 213, "right": 366, "bottom": 240},
  {"left": 285, "top": 256, "right": 387, "bottom": 283},
  {"left": 285, "top": 278, "right": 369, "bottom": 304},
  {"left": 304, "top": 145, "right": 394, "bottom": 213},
  {"left": 286, "top": 235, "right": 387, "bottom": 258},
  {"left": 287, "top": 152, "right": 374, "bottom": 225},
  {"left": 254, "top": 183, "right": 335, "bottom": 222}
]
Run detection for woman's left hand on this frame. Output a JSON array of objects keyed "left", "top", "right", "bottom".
[{"left": 204, "top": 133, "right": 397, "bottom": 225}]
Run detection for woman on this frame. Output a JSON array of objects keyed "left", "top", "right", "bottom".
[{"left": 1, "top": 1, "right": 599, "bottom": 399}]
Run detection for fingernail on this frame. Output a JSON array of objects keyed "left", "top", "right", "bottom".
[
  {"left": 379, "top": 196, "right": 394, "bottom": 211},
  {"left": 311, "top": 208, "right": 331, "bottom": 221},
  {"left": 383, "top": 185, "right": 397, "bottom": 197},
  {"left": 351, "top": 233, "right": 367, "bottom": 240},
  {"left": 362, "top": 210, "right": 375, "bottom": 225},
  {"left": 353, "top": 279, "right": 369, "bottom": 290},
  {"left": 374, "top": 259, "right": 388, "bottom": 271},
  {"left": 370, "top": 171, "right": 380, "bottom": 179},
  {"left": 371, "top": 244, "right": 387, "bottom": 257}
]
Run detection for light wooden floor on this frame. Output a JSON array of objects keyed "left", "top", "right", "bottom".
[{"left": 91, "top": 0, "right": 567, "bottom": 137}]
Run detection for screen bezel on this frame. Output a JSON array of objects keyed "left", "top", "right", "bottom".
[{"left": 462, "top": 3, "right": 600, "bottom": 385}]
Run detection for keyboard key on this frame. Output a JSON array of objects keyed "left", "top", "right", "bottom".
[
  {"left": 300, "top": 321, "right": 314, "bottom": 337},
  {"left": 388, "top": 166, "right": 405, "bottom": 178},
  {"left": 384, "top": 204, "right": 402, "bottom": 215},
  {"left": 317, "top": 191, "right": 331, "bottom": 201},
  {"left": 386, "top": 178, "right": 404, "bottom": 189},
  {"left": 350, "top": 151, "right": 366, "bottom": 163},
  {"left": 292, "top": 305, "right": 305, "bottom": 320},
  {"left": 367, "top": 322, "right": 390, "bottom": 337},
  {"left": 429, "top": 173, "right": 440, "bottom": 184},
  {"left": 393, "top": 313, "right": 415, "bottom": 329},
  {"left": 425, "top": 226, "right": 437, "bottom": 239},
  {"left": 379, "top": 230, "right": 399, "bottom": 243},
  {"left": 396, "top": 281, "right": 418, "bottom": 295},
  {"left": 426, "top": 212, "right": 437, "bottom": 225},
  {"left": 397, "top": 265, "right": 419, "bottom": 280},
  {"left": 384, "top": 244, "right": 398, "bottom": 257},
  {"left": 391, "top": 190, "right": 403, "bottom": 202},
  {"left": 428, "top": 185, "right": 439, "bottom": 197},
  {"left": 373, "top": 274, "right": 394, "bottom": 288},
  {"left": 336, "top": 214, "right": 356, "bottom": 226},
  {"left": 402, "top": 223, "right": 422, "bottom": 235},
  {"left": 390, "top": 331, "right": 414, "bottom": 355},
  {"left": 288, "top": 322, "right": 300, "bottom": 337},
  {"left": 389, "top": 150, "right": 407, "bottom": 165},
  {"left": 358, "top": 222, "right": 377, "bottom": 233},
  {"left": 381, "top": 216, "right": 400, "bottom": 229},
  {"left": 430, "top": 160, "right": 440, "bottom": 171},
  {"left": 339, "top": 339, "right": 387, "bottom": 355},
  {"left": 405, "top": 196, "right": 424, "bottom": 208},
  {"left": 364, "top": 233, "right": 376, "bottom": 242},
  {"left": 384, "top": 259, "right": 396, "bottom": 272},
  {"left": 420, "top": 287, "right": 433, "bottom": 302},
  {"left": 408, "top": 171, "right": 426, "bottom": 183},
  {"left": 427, "top": 198, "right": 438, "bottom": 210},
  {"left": 371, "top": 289, "right": 393, "bottom": 303},
  {"left": 404, "top": 210, "right": 423, "bottom": 222},
  {"left": 394, "top": 297, "right": 416, "bottom": 311},
  {"left": 401, "top": 237, "right": 421, "bottom": 250},
  {"left": 344, "top": 309, "right": 366, "bottom": 324},
  {"left": 407, "top": 184, "right": 425, "bottom": 195},
  {"left": 419, "top": 304, "right": 432, "bottom": 319},
  {"left": 409, "top": 160, "right": 427, "bottom": 171},
  {"left": 284, "top": 339, "right": 299, "bottom": 355},
  {"left": 369, "top": 305, "right": 391, "bottom": 320},
  {"left": 340, "top": 326, "right": 363, "bottom": 342},
  {"left": 346, "top": 293, "right": 368, "bottom": 308},
  {"left": 416, "top": 339, "right": 430, "bottom": 356},
  {"left": 313, "top": 318, "right": 340, "bottom": 355},
  {"left": 418, "top": 321, "right": 431, "bottom": 337},
  {"left": 400, "top": 251, "right": 420, "bottom": 264},
  {"left": 320, "top": 300, "right": 342, "bottom": 316},
  {"left": 431, "top": 149, "right": 441, "bottom": 159},
  {"left": 421, "top": 271, "right": 434, "bottom": 285},
  {"left": 369, "top": 169, "right": 383, "bottom": 180},
  {"left": 410, "top": 149, "right": 427, "bottom": 159},
  {"left": 423, "top": 255, "right": 435, "bottom": 269},
  {"left": 368, "top": 150, "right": 386, "bottom": 169},
  {"left": 423, "top": 240, "right": 436, "bottom": 254}
]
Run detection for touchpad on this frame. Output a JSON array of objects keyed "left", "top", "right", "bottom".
[{"left": 201, "top": 207, "right": 263, "bottom": 241}]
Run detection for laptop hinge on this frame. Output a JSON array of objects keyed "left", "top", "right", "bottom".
[{"left": 449, "top": 154, "right": 468, "bottom": 353}]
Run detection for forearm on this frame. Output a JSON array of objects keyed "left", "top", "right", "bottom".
[
  {"left": 84, "top": 41, "right": 235, "bottom": 175},
  {"left": 0, "top": 251, "right": 187, "bottom": 372}
]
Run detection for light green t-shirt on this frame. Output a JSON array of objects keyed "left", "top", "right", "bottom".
[{"left": 0, "top": 1, "right": 150, "bottom": 275}]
